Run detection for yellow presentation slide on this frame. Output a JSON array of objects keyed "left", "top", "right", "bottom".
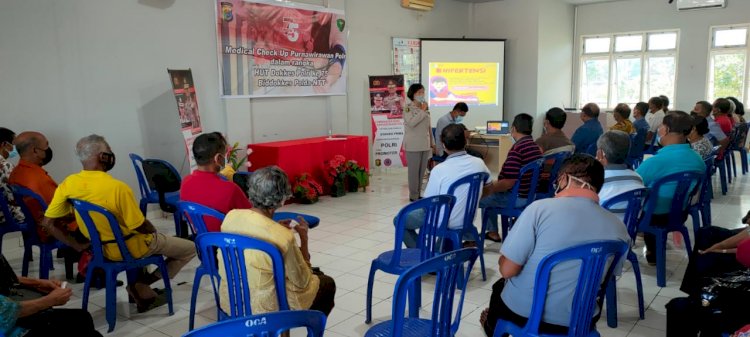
[{"left": 428, "top": 62, "right": 498, "bottom": 106}]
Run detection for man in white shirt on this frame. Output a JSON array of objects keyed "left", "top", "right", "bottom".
[
  {"left": 400, "top": 123, "right": 491, "bottom": 248},
  {"left": 645, "top": 96, "right": 666, "bottom": 145},
  {"left": 596, "top": 131, "right": 645, "bottom": 215}
]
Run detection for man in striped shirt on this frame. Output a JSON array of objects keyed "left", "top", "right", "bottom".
[{"left": 479, "top": 113, "right": 542, "bottom": 242}]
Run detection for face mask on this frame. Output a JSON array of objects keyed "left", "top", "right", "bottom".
[
  {"left": 100, "top": 152, "right": 116, "bottom": 172},
  {"left": 555, "top": 174, "right": 594, "bottom": 195},
  {"left": 454, "top": 115, "right": 464, "bottom": 124},
  {"left": 6, "top": 144, "right": 18, "bottom": 159},
  {"left": 415, "top": 95, "right": 425, "bottom": 103},
  {"left": 40, "top": 147, "right": 53, "bottom": 166}
]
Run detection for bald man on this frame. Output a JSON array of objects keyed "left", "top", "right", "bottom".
[{"left": 10, "top": 132, "right": 60, "bottom": 227}]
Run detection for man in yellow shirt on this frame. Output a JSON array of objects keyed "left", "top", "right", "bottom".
[{"left": 41, "top": 134, "right": 196, "bottom": 312}]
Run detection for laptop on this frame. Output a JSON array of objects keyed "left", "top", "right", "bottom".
[{"left": 486, "top": 120, "right": 510, "bottom": 135}]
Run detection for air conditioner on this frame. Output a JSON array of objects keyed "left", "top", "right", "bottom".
[
  {"left": 677, "top": 0, "right": 726, "bottom": 10},
  {"left": 402, "top": 0, "right": 434, "bottom": 11}
]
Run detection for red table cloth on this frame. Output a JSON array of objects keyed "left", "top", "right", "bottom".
[{"left": 248, "top": 135, "right": 369, "bottom": 194}]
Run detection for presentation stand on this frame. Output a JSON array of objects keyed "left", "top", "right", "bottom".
[{"left": 467, "top": 133, "right": 513, "bottom": 173}]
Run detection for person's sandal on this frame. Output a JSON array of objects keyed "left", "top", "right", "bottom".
[
  {"left": 128, "top": 288, "right": 165, "bottom": 303},
  {"left": 136, "top": 293, "right": 167, "bottom": 313},
  {"left": 484, "top": 232, "right": 502, "bottom": 243}
]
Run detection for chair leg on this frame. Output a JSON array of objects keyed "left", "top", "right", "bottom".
[
  {"left": 365, "top": 264, "right": 377, "bottom": 324},
  {"left": 39, "top": 247, "right": 50, "bottom": 279},
  {"left": 605, "top": 276, "right": 617, "bottom": 328},
  {"left": 679, "top": 227, "right": 693, "bottom": 257},
  {"left": 189, "top": 268, "right": 205, "bottom": 331},
  {"left": 81, "top": 263, "right": 96, "bottom": 311},
  {"left": 21, "top": 245, "right": 32, "bottom": 277},
  {"left": 500, "top": 216, "right": 510, "bottom": 241},
  {"left": 702, "top": 202, "right": 712, "bottom": 227},
  {"left": 159, "top": 261, "right": 174, "bottom": 315},
  {"left": 690, "top": 209, "right": 701, "bottom": 242},
  {"left": 656, "top": 231, "right": 667, "bottom": 287},
  {"left": 741, "top": 149, "right": 748, "bottom": 174},
  {"left": 718, "top": 164, "right": 728, "bottom": 195},
  {"left": 408, "top": 277, "right": 421, "bottom": 318},
  {"left": 628, "top": 251, "right": 645, "bottom": 319},
  {"left": 472, "top": 229, "right": 487, "bottom": 281},
  {"left": 105, "top": 269, "right": 118, "bottom": 332}
]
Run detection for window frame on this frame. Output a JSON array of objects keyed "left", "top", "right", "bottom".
[
  {"left": 706, "top": 24, "right": 750, "bottom": 103},
  {"left": 579, "top": 29, "right": 680, "bottom": 109}
]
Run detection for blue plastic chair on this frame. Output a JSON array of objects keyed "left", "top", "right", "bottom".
[
  {"left": 726, "top": 122, "right": 748, "bottom": 177},
  {"left": 70, "top": 199, "right": 174, "bottom": 332},
  {"left": 182, "top": 310, "right": 326, "bottom": 337},
  {"left": 627, "top": 129, "right": 647, "bottom": 169},
  {"left": 643, "top": 134, "right": 659, "bottom": 155},
  {"left": 639, "top": 171, "right": 703, "bottom": 287},
  {"left": 689, "top": 156, "right": 716, "bottom": 239},
  {"left": 128, "top": 153, "right": 180, "bottom": 217},
  {"left": 195, "top": 232, "right": 289, "bottom": 322},
  {"left": 492, "top": 241, "right": 629, "bottom": 337},
  {"left": 481, "top": 158, "right": 543, "bottom": 241},
  {"left": 601, "top": 188, "right": 649, "bottom": 327},
  {"left": 445, "top": 172, "right": 489, "bottom": 281},
  {"left": 0, "top": 186, "right": 26, "bottom": 255},
  {"left": 177, "top": 202, "right": 226, "bottom": 331},
  {"left": 585, "top": 143, "right": 597, "bottom": 156},
  {"left": 365, "top": 195, "right": 456, "bottom": 324},
  {"left": 365, "top": 248, "right": 479, "bottom": 337},
  {"left": 430, "top": 127, "right": 446, "bottom": 165},
  {"left": 232, "top": 171, "right": 320, "bottom": 228},
  {"left": 536, "top": 151, "right": 572, "bottom": 200},
  {"left": 12, "top": 185, "right": 73, "bottom": 279}
]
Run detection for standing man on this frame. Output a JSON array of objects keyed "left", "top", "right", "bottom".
[{"left": 434, "top": 102, "right": 469, "bottom": 159}]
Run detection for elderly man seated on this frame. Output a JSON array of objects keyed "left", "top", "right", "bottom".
[
  {"left": 41, "top": 135, "right": 196, "bottom": 312},
  {"left": 479, "top": 154, "right": 630, "bottom": 336},
  {"left": 595, "top": 130, "right": 645, "bottom": 211},
  {"left": 571, "top": 103, "right": 603, "bottom": 154},
  {"left": 221, "top": 166, "right": 336, "bottom": 316},
  {"left": 401, "top": 124, "right": 492, "bottom": 248}
]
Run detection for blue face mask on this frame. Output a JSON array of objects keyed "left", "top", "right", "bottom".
[
  {"left": 454, "top": 115, "right": 464, "bottom": 124},
  {"left": 6, "top": 144, "right": 17, "bottom": 159}
]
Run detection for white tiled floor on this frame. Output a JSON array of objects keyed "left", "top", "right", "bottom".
[{"left": 3, "top": 163, "right": 748, "bottom": 336}]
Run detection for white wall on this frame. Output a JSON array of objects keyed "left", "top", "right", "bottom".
[
  {"left": 0, "top": 0, "right": 470, "bottom": 192},
  {"left": 575, "top": 0, "right": 750, "bottom": 110}
]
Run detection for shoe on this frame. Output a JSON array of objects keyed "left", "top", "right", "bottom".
[
  {"left": 645, "top": 250, "right": 656, "bottom": 266},
  {"left": 484, "top": 232, "right": 502, "bottom": 243},
  {"left": 129, "top": 288, "right": 165, "bottom": 304},
  {"left": 136, "top": 293, "right": 167, "bottom": 313},
  {"left": 462, "top": 241, "right": 477, "bottom": 248}
]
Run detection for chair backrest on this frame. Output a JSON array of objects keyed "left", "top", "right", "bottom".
[
  {"left": 128, "top": 153, "right": 153, "bottom": 200},
  {"left": 195, "top": 232, "right": 290, "bottom": 318},
  {"left": 447, "top": 172, "right": 489, "bottom": 233},
  {"left": 69, "top": 199, "right": 139, "bottom": 265},
  {"left": 392, "top": 195, "right": 456, "bottom": 264},
  {"left": 387, "top": 248, "right": 479, "bottom": 337},
  {"left": 508, "top": 158, "right": 544, "bottom": 207},
  {"left": 507, "top": 241, "right": 628, "bottom": 337},
  {"left": 641, "top": 171, "right": 703, "bottom": 228},
  {"left": 182, "top": 310, "right": 326, "bottom": 337},
  {"left": 538, "top": 151, "right": 572, "bottom": 199},
  {"left": 629, "top": 128, "right": 647, "bottom": 159},
  {"left": 601, "top": 188, "right": 649, "bottom": 240},
  {"left": 10, "top": 185, "right": 48, "bottom": 243},
  {"left": 585, "top": 143, "right": 597, "bottom": 156},
  {"left": 141, "top": 159, "right": 182, "bottom": 194},
  {"left": 177, "top": 201, "right": 225, "bottom": 236},
  {"left": 232, "top": 171, "right": 252, "bottom": 198}
]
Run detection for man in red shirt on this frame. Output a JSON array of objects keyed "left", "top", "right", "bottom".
[
  {"left": 712, "top": 98, "right": 734, "bottom": 134},
  {"left": 180, "top": 132, "right": 251, "bottom": 232}
]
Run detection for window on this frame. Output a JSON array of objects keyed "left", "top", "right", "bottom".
[
  {"left": 579, "top": 30, "right": 679, "bottom": 108},
  {"left": 708, "top": 26, "right": 749, "bottom": 103}
]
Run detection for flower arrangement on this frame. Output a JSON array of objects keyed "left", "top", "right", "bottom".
[
  {"left": 345, "top": 159, "right": 369, "bottom": 192},
  {"left": 293, "top": 173, "right": 323, "bottom": 204},
  {"left": 326, "top": 154, "right": 348, "bottom": 197}
]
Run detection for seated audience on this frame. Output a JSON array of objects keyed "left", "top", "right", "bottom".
[
  {"left": 660, "top": 95, "right": 670, "bottom": 113},
  {"left": 666, "top": 213, "right": 750, "bottom": 337},
  {"left": 220, "top": 166, "right": 335, "bottom": 316},
  {"left": 712, "top": 98, "right": 734, "bottom": 135},
  {"left": 41, "top": 135, "right": 196, "bottom": 312},
  {"left": 632, "top": 102, "right": 650, "bottom": 135},
  {"left": 645, "top": 96, "right": 666, "bottom": 144},
  {"left": 434, "top": 102, "right": 468, "bottom": 159},
  {"left": 0, "top": 128, "right": 23, "bottom": 225},
  {"left": 609, "top": 103, "right": 635, "bottom": 134},
  {"left": 535, "top": 107, "right": 574, "bottom": 155},
  {"left": 727, "top": 96, "right": 746, "bottom": 123},
  {"left": 595, "top": 131, "right": 644, "bottom": 211},
  {"left": 180, "top": 132, "right": 251, "bottom": 232},
  {"left": 692, "top": 100, "right": 728, "bottom": 148},
  {"left": 635, "top": 111, "right": 705, "bottom": 264},
  {"left": 0, "top": 254, "right": 102, "bottom": 337},
  {"left": 402, "top": 124, "right": 491, "bottom": 248},
  {"left": 479, "top": 154, "right": 630, "bottom": 336},
  {"left": 571, "top": 103, "right": 603, "bottom": 154},
  {"left": 687, "top": 116, "right": 713, "bottom": 160},
  {"left": 479, "top": 113, "right": 542, "bottom": 242}
]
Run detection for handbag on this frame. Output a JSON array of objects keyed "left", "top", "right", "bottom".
[{"left": 700, "top": 269, "right": 750, "bottom": 312}]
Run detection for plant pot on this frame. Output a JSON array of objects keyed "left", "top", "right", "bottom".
[
  {"left": 330, "top": 180, "right": 347, "bottom": 197},
  {"left": 346, "top": 176, "right": 360, "bottom": 192}
]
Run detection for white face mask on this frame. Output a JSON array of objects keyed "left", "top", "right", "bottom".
[
  {"left": 555, "top": 174, "right": 594, "bottom": 195},
  {"left": 454, "top": 115, "right": 464, "bottom": 123},
  {"left": 415, "top": 95, "right": 425, "bottom": 103}
]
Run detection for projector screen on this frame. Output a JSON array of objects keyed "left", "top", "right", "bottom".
[{"left": 420, "top": 39, "right": 505, "bottom": 130}]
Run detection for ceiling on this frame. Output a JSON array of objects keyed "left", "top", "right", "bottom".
[{"left": 453, "top": 0, "right": 628, "bottom": 4}]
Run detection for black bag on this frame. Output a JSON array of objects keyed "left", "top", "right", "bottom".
[
  {"left": 700, "top": 269, "right": 750, "bottom": 312},
  {"left": 0, "top": 254, "right": 46, "bottom": 301}
]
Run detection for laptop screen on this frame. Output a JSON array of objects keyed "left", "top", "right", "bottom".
[{"left": 486, "top": 121, "right": 509, "bottom": 134}]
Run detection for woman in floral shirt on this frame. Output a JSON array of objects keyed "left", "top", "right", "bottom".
[
  {"left": 688, "top": 116, "right": 714, "bottom": 160},
  {"left": 0, "top": 128, "right": 24, "bottom": 225}
]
